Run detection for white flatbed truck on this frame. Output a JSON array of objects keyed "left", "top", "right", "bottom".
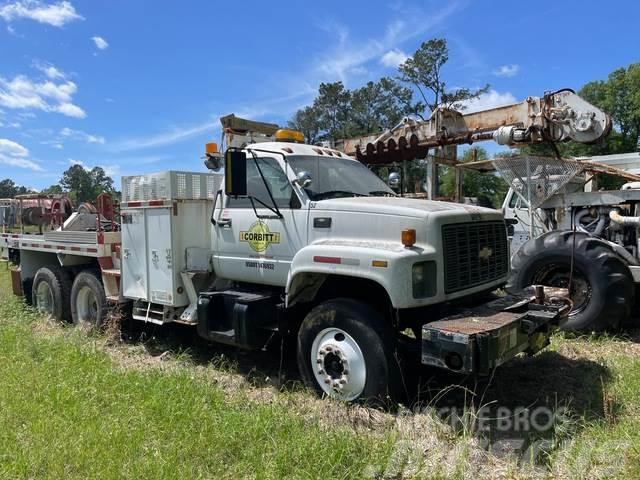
[{"left": 1, "top": 104, "right": 589, "bottom": 402}]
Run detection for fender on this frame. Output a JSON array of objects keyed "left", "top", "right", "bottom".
[{"left": 286, "top": 240, "right": 436, "bottom": 309}]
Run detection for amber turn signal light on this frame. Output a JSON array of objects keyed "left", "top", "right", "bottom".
[{"left": 401, "top": 229, "right": 416, "bottom": 247}]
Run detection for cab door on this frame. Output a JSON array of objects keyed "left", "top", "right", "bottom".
[
  {"left": 503, "top": 186, "right": 544, "bottom": 255},
  {"left": 211, "top": 155, "right": 307, "bottom": 287}
]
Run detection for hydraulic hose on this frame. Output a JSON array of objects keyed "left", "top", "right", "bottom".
[{"left": 609, "top": 209, "right": 640, "bottom": 227}]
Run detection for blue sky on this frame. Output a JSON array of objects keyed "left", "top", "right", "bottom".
[{"left": 0, "top": 0, "right": 638, "bottom": 190}]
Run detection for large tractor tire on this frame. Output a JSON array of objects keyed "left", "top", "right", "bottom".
[
  {"left": 508, "top": 231, "right": 633, "bottom": 332},
  {"left": 297, "top": 298, "right": 402, "bottom": 403},
  {"left": 31, "top": 265, "right": 72, "bottom": 321}
]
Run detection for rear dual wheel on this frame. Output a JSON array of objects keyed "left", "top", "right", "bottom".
[
  {"left": 70, "top": 271, "right": 108, "bottom": 330},
  {"left": 32, "top": 265, "right": 72, "bottom": 321},
  {"left": 31, "top": 266, "right": 108, "bottom": 329}
]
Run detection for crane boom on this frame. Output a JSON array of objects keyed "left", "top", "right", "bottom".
[{"left": 335, "top": 89, "right": 611, "bottom": 164}]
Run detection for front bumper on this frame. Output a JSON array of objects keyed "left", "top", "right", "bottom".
[{"left": 421, "top": 287, "right": 570, "bottom": 375}]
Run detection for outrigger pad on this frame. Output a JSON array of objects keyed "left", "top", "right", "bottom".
[{"left": 421, "top": 287, "right": 570, "bottom": 375}]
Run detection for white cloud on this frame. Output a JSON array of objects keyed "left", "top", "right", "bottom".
[
  {"left": 55, "top": 102, "right": 85, "bottom": 118},
  {"left": 0, "top": 138, "right": 28, "bottom": 157},
  {"left": 0, "top": 1, "right": 83, "bottom": 27},
  {"left": 0, "top": 74, "right": 86, "bottom": 118},
  {"left": 461, "top": 89, "right": 517, "bottom": 113},
  {"left": 68, "top": 158, "right": 83, "bottom": 166},
  {"left": 60, "top": 127, "right": 105, "bottom": 144},
  {"left": 380, "top": 49, "right": 408, "bottom": 68},
  {"left": 91, "top": 35, "right": 108, "bottom": 50},
  {"left": 112, "top": 119, "right": 217, "bottom": 151},
  {"left": 493, "top": 64, "right": 520, "bottom": 77},
  {"left": 313, "top": 3, "right": 461, "bottom": 84},
  {"left": 0, "top": 137, "right": 43, "bottom": 171},
  {"left": 34, "top": 61, "right": 66, "bottom": 80}
]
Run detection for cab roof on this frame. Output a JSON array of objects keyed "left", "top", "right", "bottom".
[{"left": 245, "top": 141, "right": 353, "bottom": 160}]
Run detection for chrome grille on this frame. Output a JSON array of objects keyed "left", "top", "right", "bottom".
[{"left": 442, "top": 221, "right": 508, "bottom": 294}]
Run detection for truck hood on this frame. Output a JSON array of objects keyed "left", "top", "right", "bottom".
[{"left": 314, "top": 196, "right": 499, "bottom": 219}]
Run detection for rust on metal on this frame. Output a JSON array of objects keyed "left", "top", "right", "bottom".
[{"left": 427, "top": 309, "right": 523, "bottom": 335}]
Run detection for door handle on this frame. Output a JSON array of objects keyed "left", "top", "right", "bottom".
[{"left": 217, "top": 218, "right": 232, "bottom": 228}]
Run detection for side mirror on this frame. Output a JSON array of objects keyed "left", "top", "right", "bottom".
[
  {"left": 293, "top": 171, "right": 312, "bottom": 188},
  {"left": 224, "top": 150, "right": 247, "bottom": 196},
  {"left": 388, "top": 172, "right": 400, "bottom": 189}
]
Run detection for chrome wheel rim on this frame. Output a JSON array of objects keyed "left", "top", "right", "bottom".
[
  {"left": 311, "top": 327, "right": 366, "bottom": 401},
  {"left": 35, "top": 281, "right": 54, "bottom": 314},
  {"left": 76, "top": 286, "right": 98, "bottom": 325}
]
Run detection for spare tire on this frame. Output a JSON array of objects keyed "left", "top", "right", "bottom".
[{"left": 508, "top": 230, "right": 633, "bottom": 332}]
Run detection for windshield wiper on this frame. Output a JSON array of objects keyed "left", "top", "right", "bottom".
[
  {"left": 312, "top": 190, "right": 366, "bottom": 200},
  {"left": 368, "top": 190, "right": 395, "bottom": 197}
]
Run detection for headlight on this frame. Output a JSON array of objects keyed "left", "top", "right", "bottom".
[{"left": 412, "top": 261, "right": 437, "bottom": 298}]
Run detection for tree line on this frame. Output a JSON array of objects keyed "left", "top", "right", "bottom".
[
  {"left": 288, "top": 38, "right": 488, "bottom": 143},
  {"left": 0, "top": 164, "right": 116, "bottom": 205}
]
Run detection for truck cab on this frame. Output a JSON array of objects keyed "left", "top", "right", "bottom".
[{"left": 211, "top": 139, "right": 509, "bottom": 310}]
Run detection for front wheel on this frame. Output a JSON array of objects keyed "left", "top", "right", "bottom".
[{"left": 297, "top": 298, "right": 401, "bottom": 403}]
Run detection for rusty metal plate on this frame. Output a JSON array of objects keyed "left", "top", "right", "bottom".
[{"left": 426, "top": 307, "right": 523, "bottom": 335}]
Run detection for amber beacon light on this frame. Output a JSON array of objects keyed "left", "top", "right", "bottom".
[{"left": 401, "top": 229, "right": 416, "bottom": 247}]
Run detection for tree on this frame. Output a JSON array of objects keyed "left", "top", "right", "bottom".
[
  {"left": 41, "top": 184, "right": 63, "bottom": 195},
  {"left": 90, "top": 166, "right": 115, "bottom": 195},
  {"left": 289, "top": 78, "right": 417, "bottom": 143},
  {"left": 350, "top": 79, "right": 416, "bottom": 135},
  {"left": 61, "top": 164, "right": 93, "bottom": 203},
  {"left": 395, "top": 38, "right": 489, "bottom": 117},
  {"left": 0, "top": 179, "right": 30, "bottom": 197},
  {"left": 0, "top": 179, "right": 18, "bottom": 198},
  {"left": 60, "top": 164, "right": 115, "bottom": 203},
  {"left": 288, "top": 105, "right": 321, "bottom": 145},
  {"left": 440, "top": 147, "right": 508, "bottom": 208},
  {"left": 313, "top": 81, "right": 352, "bottom": 140}
]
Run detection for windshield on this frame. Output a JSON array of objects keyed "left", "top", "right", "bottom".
[{"left": 287, "top": 155, "right": 395, "bottom": 200}]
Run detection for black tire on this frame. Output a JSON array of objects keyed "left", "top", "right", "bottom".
[
  {"left": 297, "top": 298, "right": 402, "bottom": 403},
  {"left": 31, "top": 265, "right": 72, "bottom": 321},
  {"left": 70, "top": 270, "right": 108, "bottom": 329},
  {"left": 508, "top": 231, "right": 633, "bottom": 331}
]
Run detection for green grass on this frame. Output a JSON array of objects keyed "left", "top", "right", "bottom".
[
  {"left": 0, "top": 272, "right": 395, "bottom": 479},
  {"left": 1, "top": 265, "right": 640, "bottom": 479}
]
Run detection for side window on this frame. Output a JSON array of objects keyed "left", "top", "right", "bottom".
[
  {"left": 508, "top": 190, "right": 519, "bottom": 208},
  {"left": 509, "top": 186, "right": 529, "bottom": 209},
  {"left": 226, "top": 156, "right": 297, "bottom": 209}
]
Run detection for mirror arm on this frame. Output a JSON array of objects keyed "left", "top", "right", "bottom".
[
  {"left": 247, "top": 149, "right": 283, "bottom": 219},
  {"left": 248, "top": 196, "right": 282, "bottom": 219}
]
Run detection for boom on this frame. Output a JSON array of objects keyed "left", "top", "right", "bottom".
[{"left": 335, "top": 89, "right": 612, "bottom": 164}]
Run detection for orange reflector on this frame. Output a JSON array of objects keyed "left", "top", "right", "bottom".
[
  {"left": 371, "top": 260, "right": 388, "bottom": 268},
  {"left": 205, "top": 142, "right": 218, "bottom": 154},
  {"left": 401, "top": 229, "right": 416, "bottom": 247}
]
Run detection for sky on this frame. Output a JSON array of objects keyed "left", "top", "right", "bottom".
[{"left": 0, "top": 0, "right": 638, "bottom": 190}]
